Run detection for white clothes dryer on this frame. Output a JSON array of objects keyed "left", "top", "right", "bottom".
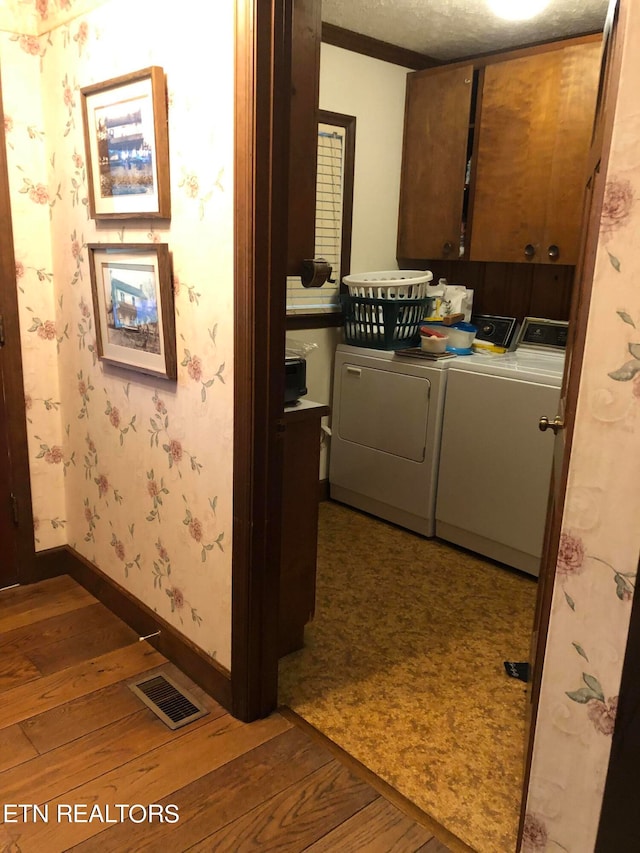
[{"left": 329, "top": 344, "right": 451, "bottom": 536}]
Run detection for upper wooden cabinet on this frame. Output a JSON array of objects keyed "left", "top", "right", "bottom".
[
  {"left": 398, "top": 37, "right": 602, "bottom": 266},
  {"left": 471, "top": 41, "right": 602, "bottom": 265},
  {"left": 397, "top": 64, "right": 473, "bottom": 261}
]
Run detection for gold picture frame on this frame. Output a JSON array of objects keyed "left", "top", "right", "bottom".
[{"left": 81, "top": 67, "right": 170, "bottom": 220}]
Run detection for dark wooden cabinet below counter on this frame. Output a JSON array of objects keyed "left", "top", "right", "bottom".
[{"left": 279, "top": 399, "right": 329, "bottom": 657}]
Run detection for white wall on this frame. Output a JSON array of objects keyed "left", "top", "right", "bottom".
[
  {"left": 319, "top": 43, "right": 410, "bottom": 273},
  {"left": 299, "top": 45, "right": 411, "bottom": 480}
]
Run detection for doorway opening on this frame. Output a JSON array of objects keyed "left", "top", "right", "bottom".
[{"left": 279, "top": 504, "right": 536, "bottom": 851}]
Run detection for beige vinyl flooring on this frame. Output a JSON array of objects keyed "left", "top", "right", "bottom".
[{"left": 278, "top": 500, "right": 538, "bottom": 853}]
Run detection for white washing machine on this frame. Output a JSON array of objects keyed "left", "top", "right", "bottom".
[
  {"left": 329, "top": 344, "right": 451, "bottom": 536},
  {"left": 435, "top": 318, "right": 568, "bottom": 576}
]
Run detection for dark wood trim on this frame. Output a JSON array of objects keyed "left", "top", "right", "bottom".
[
  {"left": 318, "top": 479, "right": 330, "bottom": 502},
  {"left": 31, "top": 546, "right": 69, "bottom": 582},
  {"left": 285, "top": 108, "right": 356, "bottom": 331},
  {"left": 286, "top": 312, "right": 343, "bottom": 330},
  {"left": 287, "top": 0, "right": 322, "bottom": 276},
  {"left": 0, "top": 65, "right": 36, "bottom": 585},
  {"left": 321, "top": 22, "right": 440, "bottom": 70},
  {"left": 232, "top": 0, "right": 290, "bottom": 722},
  {"left": 319, "top": 109, "right": 356, "bottom": 293},
  {"left": 54, "top": 545, "right": 232, "bottom": 710}
]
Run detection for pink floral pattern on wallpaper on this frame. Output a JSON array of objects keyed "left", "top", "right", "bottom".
[
  {"left": 182, "top": 495, "right": 224, "bottom": 563},
  {"left": 556, "top": 524, "right": 634, "bottom": 750},
  {"left": 178, "top": 166, "right": 224, "bottom": 220},
  {"left": 13, "top": 34, "right": 46, "bottom": 58},
  {"left": 146, "top": 469, "right": 169, "bottom": 522},
  {"left": 172, "top": 273, "right": 201, "bottom": 314},
  {"left": 2, "top": 0, "right": 235, "bottom": 663},
  {"left": 73, "top": 21, "right": 88, "bottom": 54},
  {"left": 558, "top": 530, "right": 636, "bottom": 608},
  {"left": 152, "top": 539, "right": 203, "bottom": 625},
  {"left": 35, "top": 438, "right": 74, "bottom": 476},
  {"left": 148, "top": 393, "right": 203, "bottom": 475},
  {"left": 182, "top": 348, "right": 225, "bottom": 401},
  {"left": 601, "top": 177, "right": 634, "bottom": 273},
  {"left": 110, "top": 532, "right": 140, "bottom": 578},
  {"left": 522, "top": 813, "right": 548, "bottom": 852},
  {"left": 105, "top": 398, "right": 136, "bottom": 446},
  {"left": 26, "top": 308, "right": 68, "bottom": 351},
  {"left": 19, "top": 175, "right": 62, "bottom": 216}
]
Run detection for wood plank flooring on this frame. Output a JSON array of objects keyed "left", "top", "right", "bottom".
[{"left": 0, "top": 576, "right": 460, "bottom": 852}]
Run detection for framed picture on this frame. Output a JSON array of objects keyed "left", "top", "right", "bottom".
[
  {"left": 88, "top": 243, "right": 177, "bottom": 380},
  {"left": 81, "top": 67, "right": 170, "bottom": 220}
]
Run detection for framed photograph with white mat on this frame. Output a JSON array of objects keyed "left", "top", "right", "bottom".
[
  {"left": 88, "top": 243, "right": 176, "bottom": 380},
  {"left": 81, "top": 66, "right": 170, "bottom": 220}
]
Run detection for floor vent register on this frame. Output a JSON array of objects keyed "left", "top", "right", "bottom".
[{"left": 129, "top": 673, "right": 209, "bottom": 729}]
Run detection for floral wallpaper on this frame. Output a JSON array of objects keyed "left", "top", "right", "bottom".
[
  {"left": 1, "top": 0, "right": 235, "bottom": 668},
  {"left": 0, "top": 0, "right": 110, "bottom": 37},
  {"left": 523, "top": 5, "right": 640, "bottom": 851}
]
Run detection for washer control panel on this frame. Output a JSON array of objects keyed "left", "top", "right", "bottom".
[{"left": 517, "top": 317, "right": 568, "bottom": 352}]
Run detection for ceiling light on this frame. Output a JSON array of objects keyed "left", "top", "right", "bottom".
[{"left": 487, "top": 0, "right": 551, "bottom": 21}]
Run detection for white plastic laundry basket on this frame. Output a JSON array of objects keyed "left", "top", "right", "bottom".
[{"left": 343, "top": 269, "right": 433, "bottom": 300}]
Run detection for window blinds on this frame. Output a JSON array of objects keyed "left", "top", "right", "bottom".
[{"left": 286, "top": 123, "right": 345, "bottom": 313}]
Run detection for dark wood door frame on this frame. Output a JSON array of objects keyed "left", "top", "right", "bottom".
[
  {"left": 0, "top": 67, "right": 36, "bottom": 587},
  {"left": 231, "top": 0, "right": 291, "bottom": 721}
]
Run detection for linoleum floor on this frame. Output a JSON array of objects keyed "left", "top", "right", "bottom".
[{"left": 278, "top": 500, "right": 538, "bottom": 853}]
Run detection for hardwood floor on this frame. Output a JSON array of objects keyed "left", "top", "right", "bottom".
[{"left": 0, "top": 576, "right": 458, "bottom": 853}]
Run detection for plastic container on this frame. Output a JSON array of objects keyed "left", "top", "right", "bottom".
[
  {"left": 343, "top": 270, "right": 433, "bottom": 300},
  {"left": 340, "top": 294, "right": 430, "bottom": 350},
  {"left": 420, "top": 332, "right": 448, "bottom": 353},
  {"left": 446, "top": 321, "right": 477, "bottom": 350}
]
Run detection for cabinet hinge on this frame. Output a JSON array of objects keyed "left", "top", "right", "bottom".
[
  {"left": 10, "top": 493, "right": 18, "bottom": 525},
  {"left": 0, "top": 314, "right": 5, "bottom": 347}
]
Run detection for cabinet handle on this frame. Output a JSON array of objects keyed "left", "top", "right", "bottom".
[
  {"left": 443, "top": 241, "right": 454, "bottom": 255},
  {"left": 539, "top": 415, "right": 564, "bottom": 434},
  {"left": 548, "top": 244, "right": 560, "bottom": 260},
  {"left": 524, "top": 243, "right": 536, "bottom": 259}
]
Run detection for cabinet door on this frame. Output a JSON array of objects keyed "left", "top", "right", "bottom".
[
  {"left": 471, "top": 42, "right": 600, "bottom": 265},
  {"left": 543, "top": 41, "right": 601, "bottom": 264},
  {"left": 397, "top": 64, "right": 473, "bottom": 261}
]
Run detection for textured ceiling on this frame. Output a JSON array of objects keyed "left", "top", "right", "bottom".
[{"left": 321, "top": 0, "right": 609, "bottom": 61}]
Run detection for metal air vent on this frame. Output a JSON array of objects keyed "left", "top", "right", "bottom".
[{"left": 129, "top": 673, "right": 208, "bottom": 730}]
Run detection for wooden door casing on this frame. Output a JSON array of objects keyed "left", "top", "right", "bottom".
[
  {"left": 397, "top": 64, "right": 473, "bottom": 261},
  {"left": 0, "top": 364, "right": 18, "bottom": 588},
  {"left": 0, "top": 67, "right": 34, "bottom": 587},
  {"left": 287, "top": 0, "right": 322, "bottom": 276}
]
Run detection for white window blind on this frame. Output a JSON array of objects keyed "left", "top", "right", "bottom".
[{"left": 286, "top": 122, "right": 345, "bottom": 314}]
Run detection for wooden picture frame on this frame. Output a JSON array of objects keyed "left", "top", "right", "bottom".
[
  {"left": 81, "top": 67, "right": 170, "bottom": 220},
  {"left": 88, "top": 243, "right": 177, "bottom": 380}
]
